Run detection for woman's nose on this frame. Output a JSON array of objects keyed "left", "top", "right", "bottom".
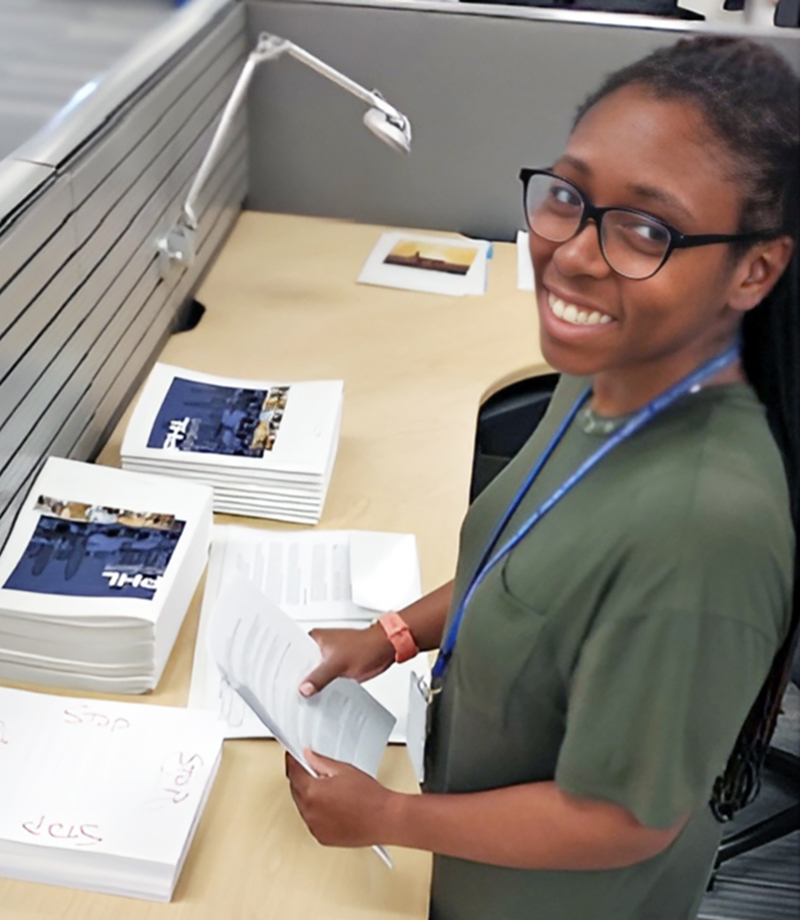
[{"left": 552, "top": 221, "right": 611, "bottom": 279}]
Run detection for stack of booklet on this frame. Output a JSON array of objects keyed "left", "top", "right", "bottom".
[
  {"left": 120, "top": 364, "right": 344, "bottom": 524},
  {"left": 0, "top": 686, "right": 225, "bottom": 901},
  {"left": 0, "top": 458, "right": 212, "bottom": 693}
]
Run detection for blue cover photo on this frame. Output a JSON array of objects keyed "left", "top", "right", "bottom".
[
  {"left": 4, "top": 497, "right": 185, "bottom": 601},
  {"left": 146, "top": 378, "right": 290, "bottom": 457}
]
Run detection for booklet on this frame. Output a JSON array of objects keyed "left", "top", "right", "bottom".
[
  {"left": 358, "top": 231, "right": 490, "bottom": 296},
  {"left": 122, "top": 364, "right": 343, "bottom": 476},
  {"left": 0, "top": 686, "right": 225, "bottom": 901},
  {"left": 189, "top": 526, "right": 428, "bottom": 742}
]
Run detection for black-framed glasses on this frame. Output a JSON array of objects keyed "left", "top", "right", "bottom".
[{"left": 519, "top": 168, "right": 770, "bottom": 280}]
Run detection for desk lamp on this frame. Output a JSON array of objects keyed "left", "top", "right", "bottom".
[{"left": 157, "top": 32, "right": 412, "bottom": 279}]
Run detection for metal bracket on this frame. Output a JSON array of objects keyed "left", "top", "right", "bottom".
[{"left": 156, "top": 223, "right": 196, "bottom": 281}]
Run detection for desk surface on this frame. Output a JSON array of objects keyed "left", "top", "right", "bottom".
[{"left": 1, "top": 212, "right": 547, "bottom": 920}]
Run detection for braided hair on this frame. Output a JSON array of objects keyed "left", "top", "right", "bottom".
[{"left": 574, "top": 37, "right": 800, "bottom": 821}]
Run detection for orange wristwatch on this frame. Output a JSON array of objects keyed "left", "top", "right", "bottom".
[{"left": 377, "top": 612, "right": 419, "bottom": 663}]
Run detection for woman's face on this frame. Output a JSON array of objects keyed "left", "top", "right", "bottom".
[{"left": 529, "top": 85, "right": 748, "bottom": 381}]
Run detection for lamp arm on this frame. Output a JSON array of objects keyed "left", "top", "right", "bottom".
[
  {"left": 159, "top": 32, "right": 409, "bottom": 280},
  {"left": 279, "top": 39, "right": 402, "bottom": 120},
  {"left": 182, "top": 39, "right": 279, "bottom": 230}
]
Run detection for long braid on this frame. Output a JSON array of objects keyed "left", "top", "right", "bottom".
[
  {"left": 719, "top": 252, "right": 800, "bottom": 820},
  {"left": 575, "top": 37, "right": 800, "bottom": 821}
]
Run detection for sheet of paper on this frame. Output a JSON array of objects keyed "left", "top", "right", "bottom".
[
  {"left": 188, "top": 526, "right": 427, "bottom": 743},
  {"left": 206, "top": 527, "right": 361, "bottom": 620},
  {"left": 516, "top": 230, "right": 535, "bottom": 291},
  {"left": 208, "top": 577, "right": 395, "bottom": 778},
  {"left": 358, "top": 231, "right": 489, "bottom": 297}
]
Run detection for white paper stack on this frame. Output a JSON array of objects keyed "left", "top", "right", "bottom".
[
  {"left": 0, "top": 686, "right": 225, "bottom": 901},
  {"left": 189, "top": 525, "right": 429, "bottom": 743},
  {"left": 120, "top": 364, "right": 344, "bottom": 524},
  {"left": 0, "top": 458, "right": 212, "bottom": 693}
]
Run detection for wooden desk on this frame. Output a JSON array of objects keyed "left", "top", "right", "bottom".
[{"left": 0, "top": 212, "right": 547, "bottom": 920}]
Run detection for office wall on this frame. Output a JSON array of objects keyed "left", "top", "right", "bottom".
[
  {"left": 245, "top": 1, "right": 799, "bottom": 240},
  {"left": 0, "top": 3, "right": 249, "bottom": 547}
]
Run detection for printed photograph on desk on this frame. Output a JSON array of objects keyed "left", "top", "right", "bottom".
[
  {"left": 146, "top": 377, "right": 290, "bottom": 457},
  {"left": 358, "top": 231, "right": 490, "bottom": 297},
  {"left": 384, "top": 239, "right": 477, "bottom": 276},
  {"left": 3, "top": 496, "right": 185, "bottom": 600}
]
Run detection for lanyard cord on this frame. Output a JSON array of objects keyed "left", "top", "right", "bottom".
[{"left": 431, "top": 343, "right": 741, "bottom": 684}]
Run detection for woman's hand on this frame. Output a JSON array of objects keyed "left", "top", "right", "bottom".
[
  {"left": 299, "top": 582, "right": 455, "bottom": 697},
  {"left": 285, "top": 750, "right": 397, "bottom": 847},
  {"left": 299, "top": 624, "right": 395, "bottom": 697}
]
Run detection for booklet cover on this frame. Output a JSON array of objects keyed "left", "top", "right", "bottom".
[
  {"left": 0, "top": 458, "right": 212, "bottom": 622},
  {"left": 122, "top": 365, "right": 344, "bottom": 477},
  {"left": 4, "top": 497, "right": 185, "bottom": 601},
  {"left": 146, "top": 378, "right": 291, "bottom": 458}
]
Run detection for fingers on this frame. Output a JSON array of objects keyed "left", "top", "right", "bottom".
[
  {"left": 303, "top": 748, "right": 338, "bottom": 777},
  {"left": 299, "top": 650, "right": 343, "bottom": 698}
]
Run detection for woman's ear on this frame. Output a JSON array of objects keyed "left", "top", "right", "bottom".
[{"left": 728, "top": 235, "right": 795, "bottom": 313}]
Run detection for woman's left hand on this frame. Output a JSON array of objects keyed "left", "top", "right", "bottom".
[{"left": 285, "top": 749, "right": 396, "bottom": 847}]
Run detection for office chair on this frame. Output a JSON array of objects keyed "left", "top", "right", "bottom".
[
  {"left": 470, "top": 372, "right": 800, "bottom": 878},
  {"left": 470, "top": 372, "right": 560, "bottom": 503}
]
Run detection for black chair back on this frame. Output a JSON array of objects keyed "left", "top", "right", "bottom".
[{"left": 470, "top": 373, "right": 559, "bottom": 503}]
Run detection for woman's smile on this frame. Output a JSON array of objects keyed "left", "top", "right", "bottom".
[{"left": 542, "top": 288, "right": 616, "bottom": 328}]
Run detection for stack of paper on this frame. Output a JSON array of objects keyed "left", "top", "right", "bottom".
[
  {"left": 0, "top": 458, "right": 212, "bottom": 693},
  {"left": 189, "top": 525, "right": 429, "bottom": 743},
  {"left": 0, "top": 686, "right": 225, "bottom": 901},
  {"left": 120, "top": 364, "right": 344, "bottom": 524},
  {"left": 209, "top": 576, "right": 394, "bottom": 777}
]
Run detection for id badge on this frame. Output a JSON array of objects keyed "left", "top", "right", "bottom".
[{"left": 406, "top": 671, "right": 429, "bottom": 784}]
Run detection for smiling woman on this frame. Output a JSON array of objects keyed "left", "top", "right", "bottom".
[{"left": 284, "top": 37, "right": 800, "bottom": 920}]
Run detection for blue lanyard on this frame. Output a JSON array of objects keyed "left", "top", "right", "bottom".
[{"left": 431, "top": 344, "right": 740, "bottom": 684}]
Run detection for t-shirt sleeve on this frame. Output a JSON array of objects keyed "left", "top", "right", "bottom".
[{"left": 554, "top": 609, "right": 777, "bottom": 828}]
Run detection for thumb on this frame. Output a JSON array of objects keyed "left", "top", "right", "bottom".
[
  {"left": 298, "top": 656, "right": 341, "bottom": 697},
  {"left": 304, "top": 748, "right": 340, "bottom": 777}
]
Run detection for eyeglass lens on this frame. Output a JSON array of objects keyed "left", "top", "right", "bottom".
[{"left": 524, "top": 173, "right": 672, "bottom": 279}]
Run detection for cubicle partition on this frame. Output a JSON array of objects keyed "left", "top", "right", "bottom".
[
  {"left": 0, "top": 0, "right": 248, "bottom": 548},
  {"left": 245, "top": 0, "right": 799, "bottom": 240},
  {"left": 0, "top": 0, "right": 797, "bottom": 552}
]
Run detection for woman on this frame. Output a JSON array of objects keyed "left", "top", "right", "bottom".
[{"left": 286, "top": 37, "right": 800, "bottom": 920}]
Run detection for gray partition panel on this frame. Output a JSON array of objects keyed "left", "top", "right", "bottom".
[
  {"left": 0, "top": 2, "right": 247, "bottom": 546},
  {"left": 245, "top": 1, "right": 799, "bottom": 240}
]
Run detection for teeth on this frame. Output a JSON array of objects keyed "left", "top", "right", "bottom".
[{"left": 548, "top": 292, "right": 613, "bottom": 327}]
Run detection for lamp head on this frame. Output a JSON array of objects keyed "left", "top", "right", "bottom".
[{"left": 363, "top": 107, "right": 412, "bottom": 154}]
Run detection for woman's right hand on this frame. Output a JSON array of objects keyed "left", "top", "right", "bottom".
[{"left": 299, "top": 623, "right": 396, "bottom": 697}]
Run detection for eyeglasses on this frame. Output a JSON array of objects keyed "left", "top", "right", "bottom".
[{"left": 519, "top": 169, "right": 769, "bottom": 280}]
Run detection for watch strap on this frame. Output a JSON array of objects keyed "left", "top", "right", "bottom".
[{"left": 377, "top": 611, "right": 419, "bottom": 663}]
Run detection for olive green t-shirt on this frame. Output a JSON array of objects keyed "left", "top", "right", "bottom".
[{"left": 424, "top": 375, "right": 793, "bottom": 920}]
